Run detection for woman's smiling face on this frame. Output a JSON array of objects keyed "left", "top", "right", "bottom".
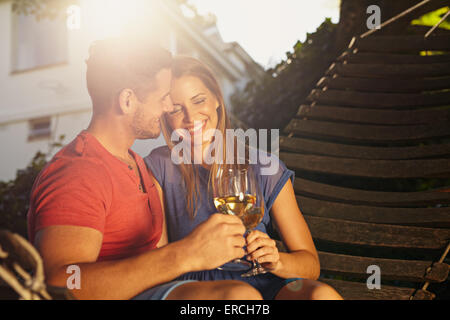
[{"left": 167, "top": 75, "right": 220, "bottom": 145}]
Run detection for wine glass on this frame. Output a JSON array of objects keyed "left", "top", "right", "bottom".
[{"left": 213, "top": 165, "right": 268, "bottom": 276}]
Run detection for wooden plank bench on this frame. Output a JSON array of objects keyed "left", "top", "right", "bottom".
[
  {"left": 319, "top": 279, "right": 417, "bottom": 300},
  {"left": 281, "top": 152, "right": 450, "bottom": 178},
  {"left": 317, "top": 252, "right": 448, "bottom": 283},
  {"left": 326, "top": 62, "right": 450, "bottom": 78},
  {"left": 281, "top": 33, "right": 450, "bottom": 300},
  {"left": 306, "top": 89, "right": 450, "bottom": 108},
  {"left": 304, "top": 215, "right": 450, "bottom": 250},
  {"left": 296, "top": 195, "right": 450, "bottom": 227},
  {"left": 280, "top": 136, "right": 450, "bottom": 160},
  {"left": 293, "top": 178, "right": 450, "bottom": 207},
  {"left": 316, "top": 75, "right": 450, "bottom": 93},
  {"left": 284, "top": 119, "right": 450, "bottom": 144},
  {"left": 296, "top": 104, "right": 450, "bottom": 125}
]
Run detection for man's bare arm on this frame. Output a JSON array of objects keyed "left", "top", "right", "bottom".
[
  {"left": 35, "top": 213, "right": 246, "bottom": 300},
  {"left": 154, "top": 180, "right": 168, "bottom": 248}
]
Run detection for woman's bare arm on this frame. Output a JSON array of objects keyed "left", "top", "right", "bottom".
[{"left": 246, "top": 179, "right": 320, "bottom": 280}]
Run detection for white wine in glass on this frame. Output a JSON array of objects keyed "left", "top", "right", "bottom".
[
  {"left": 213, "top": 165, "right": 268, "bottom": 276},
  {"left": 214, "top": 195, "right": 264, "bottom": 230}
]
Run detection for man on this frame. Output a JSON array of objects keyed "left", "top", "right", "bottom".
[{"left": 27, "top": 37, "right": 262, "bottom": 300}]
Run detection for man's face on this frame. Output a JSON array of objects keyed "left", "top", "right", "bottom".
[{"left": 132, "top": 68, "right": 174, "bottom": 139}]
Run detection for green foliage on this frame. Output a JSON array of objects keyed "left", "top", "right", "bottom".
[
  {"left": 0, "top": 136, "right": 65, "bottom": 238},
  {"left": 11, "top": 0, "right": 79, "bottom": 21},
  {"left": 231, "top": 18, "right": 339, "bottom": 130},
  {"left": 411, "top": 6, "right": 450, "bottom": 30}
]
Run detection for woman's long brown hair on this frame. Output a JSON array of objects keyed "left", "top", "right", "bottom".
[{"left": 161, "top": 56, "right": 233, "bottom": 218}]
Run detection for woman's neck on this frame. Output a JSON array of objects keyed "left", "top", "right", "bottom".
[{"left": 190, "top": 141, "right": 215, "bottom": 169}]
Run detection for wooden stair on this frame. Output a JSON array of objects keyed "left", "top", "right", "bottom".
[{"left": 281, "top": 31, "right": 450, "bottom": 300}]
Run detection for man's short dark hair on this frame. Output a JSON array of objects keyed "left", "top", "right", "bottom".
[{"left": 86, "top": 37, "right": 172, "bottom": 109}]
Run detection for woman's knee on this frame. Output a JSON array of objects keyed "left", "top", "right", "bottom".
[
  {"left": 219, "top": 280, "right": 263, "bottom": 300},
  {"left": 302, "top": 280, "right": 343, "bottom": 300},
  {"left": 310, "top": 282, "right": 343, "bottom": 300},
  {"left": 276, "top": 279, "right": 343, "bottom": 300},
  {"left": 167, "top": 280, "right": 262, "bottom": 300}
]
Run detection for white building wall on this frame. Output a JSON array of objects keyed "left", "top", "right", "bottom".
[
  {"left": 0, "top": 0, "right": 257, "bottom": 182},
  {"left": 1, "top": 0, "right": 88, "bottom": 181},
  {"left": 0, "top": 110, "right": 92, "bottom": 180}
]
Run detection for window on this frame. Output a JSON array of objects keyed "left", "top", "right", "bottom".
[
  {"left": 12, "top": 12, "right": 68, "bottom": 72},
  {"left": 28, "top": 117, "right": 51, "bottom": 141}
]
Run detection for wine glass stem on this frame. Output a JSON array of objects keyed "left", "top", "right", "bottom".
[{"left": 244, "top": 229, "right": 269, "bottom": 276}]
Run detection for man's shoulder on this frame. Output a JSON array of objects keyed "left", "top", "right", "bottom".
[{"left": 38, "top": 133, "right": 111, "bottom": 184}]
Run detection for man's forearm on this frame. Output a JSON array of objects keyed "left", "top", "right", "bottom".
[{"left": 46, "top": 240, "right": 191, "bottom": 300}]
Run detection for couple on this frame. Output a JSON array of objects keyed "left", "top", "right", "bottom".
[{"left": 27, "top": 37, "right": 342, "bottom": 300}]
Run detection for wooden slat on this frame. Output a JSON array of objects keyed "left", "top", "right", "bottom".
[
  {"left": 292, "top": 178, "right": 450, "bottom": 207},
  {"left": 319, "top": 278, "right": 416, "bottom": 300},
  {"left": 353, "top": 35, "right": 450, "bottom": 53},
  {"left": 307, "top": 89, "right": 450, "bottom": 108},
  {"left": 279, "top": 34, "right": 450, "bottom": 301},
  {"left": 284, "top": 119, "right": 450, "bottom": 143},
  {"left": 280, "top": 136, "right": 450, "bottom": 160},
  {"left": 317, "top": 75, "right": 450, "bottom": 93},
  {"left": 297, "top": 195, "right": 450, "bottom": 227},
  {"left": 296, "top": 104, "right": 450, "bottom": 125},
  {"left": 318, "top": 252, "right": 442, "bottom": 283},
  {"left": 276, "top": 242, "right": 444, "bottom": 283},
  {"left": 281, "top": 152, "right": 450, "bottom": 178},
  {"left": 304, "top": 215, "right": 450, "bottom": 249},
  {"left": 326, "top": 62, "right": 450, "bottom": 78},
  {"left": 337, "top": 51, "right": 450, "bottom": 64}
]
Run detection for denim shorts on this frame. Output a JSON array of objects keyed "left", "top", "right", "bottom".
[
  {"left": 131, "top": 280, "right": 197, "bottom": 300},
  {"left": 176, "top": 270, "right": 303, "bottom": 300}
]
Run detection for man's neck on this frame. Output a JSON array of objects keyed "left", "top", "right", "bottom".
[{"left": 86, "top": 115, "right": 135, "bottom": 161}]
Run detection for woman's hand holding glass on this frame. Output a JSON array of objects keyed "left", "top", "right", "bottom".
[
  {"left": 213, "top": 165, "right": 269, "bottom": 275},
  {"left": 245, "top": 230, "right": 281, "bottom": 272}
]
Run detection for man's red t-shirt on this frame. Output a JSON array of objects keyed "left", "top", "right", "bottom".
[{"left": 27, "top": 131, "right": 163, "bottom": 261}]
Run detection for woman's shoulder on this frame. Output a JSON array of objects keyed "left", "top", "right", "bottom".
[
  {"left": 249, "top": 147, "right": 286, "bottom": 176},
  {"left": 145, "top": 145, "right": 171, "bottom": 162},
  {"left": 144, "top": 145, "right": 182, "bottom": 184},
  {"left": 144, "top": 145, "right": 174, "bottom": 172}
]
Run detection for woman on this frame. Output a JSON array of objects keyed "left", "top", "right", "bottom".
[{"left": 145, "top": 56, "right": 343, "bottom": 300}]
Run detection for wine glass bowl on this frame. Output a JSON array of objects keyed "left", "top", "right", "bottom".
[{"left": 213, "top": 165, "right": 267, "bottom": 276}]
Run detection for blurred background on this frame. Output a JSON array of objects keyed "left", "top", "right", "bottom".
[
  {"left": 1, "top": 0, "right": 450, "bottom": 300},
  {"left": 0, "top": 0, "right": 341, "bottom": 182},
  {"left": 0, "top": 0, "right": 449, "bottom": 236},
  {"left": 1, "top": 0, "right": 448, "bottom": 181}
]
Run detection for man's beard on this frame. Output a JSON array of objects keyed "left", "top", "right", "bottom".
[{"left": 132, "top": 109, "right": 160, "bottom": 140}]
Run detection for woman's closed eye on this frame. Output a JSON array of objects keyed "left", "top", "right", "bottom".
[{"left": 193, "top": 98, "right": 206, "bottom": 105}]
